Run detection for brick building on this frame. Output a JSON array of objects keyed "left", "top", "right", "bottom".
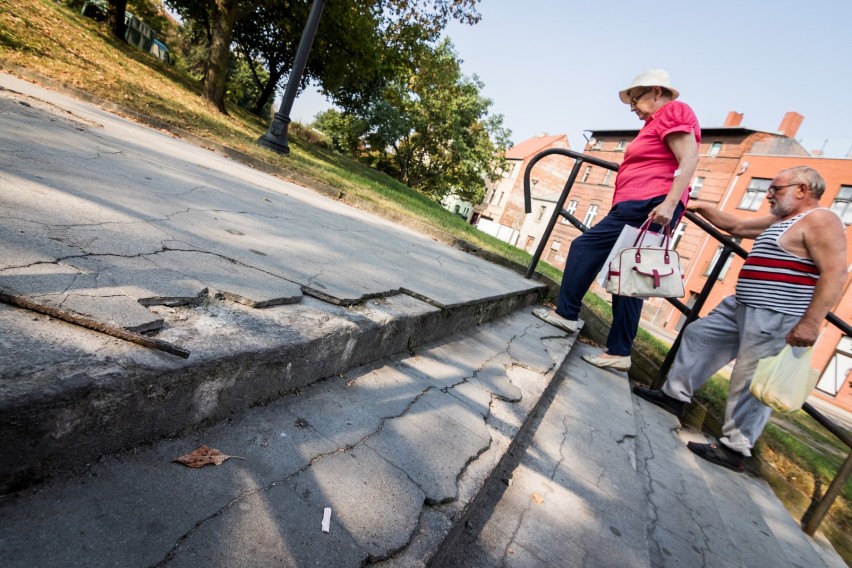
[
  {"left": 472, "top": 134, "right": 570, "bottom": 245},
  {"left": 495, "top": 113, "right": 852, "bottom": 411}
]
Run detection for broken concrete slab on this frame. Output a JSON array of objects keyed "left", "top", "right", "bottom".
[{"left": 147, "top": 250, "right": 303, "bottom": 307}]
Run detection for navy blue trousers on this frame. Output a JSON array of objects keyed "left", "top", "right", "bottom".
[{"left": 556, "top": 196, "right": 684, "bottom": 356}]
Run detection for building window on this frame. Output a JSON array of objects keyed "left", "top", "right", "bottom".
[
  {"left": 737, "top": 178, "right": 771, "bottom": 211},
  {"left": 690, "top": 176, "right": 705, "bottom": 199},
  {"left": 536, "top": 205, "right": 547, "bottom": 222},
  {"left": 602, "top": 170, "right": 613, "bottom": 186},
  {"left": 561, "top": 200, "right": 578, "bottom": 223},
  {"left": 616, "top": 139, "right": 626, "bottom": 151},
  {"left": 496, "top": 191, "right": 505, "bottom": 206},
  {"left": 550, "top": 240, "right": 561, "bottom": 251},
  {"left": 672, "top": 222, "right": 687, "bottom": 249},
  {"left": 831, "top": 185, "right": 852, "bottom": 225},
  {"left": 581, "top": 165, "right": 592, "bottom": 182},
  {"left": 582, "top": 204, "right": 599, "bottom": 227},
  {"left": 704, "top": 238, "right": 742, "bottom": 279},
  {"left": 525, "top": 235, "right": 535, "bottom": 251},
  {"left": 592, "top": 139, "right": 603, "bottom": 150},
  {"left": 708, "top": 142, "right": 722, "bottom": 157}
]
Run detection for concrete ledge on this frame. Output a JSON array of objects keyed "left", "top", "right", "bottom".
[
  {"left": 0, "top": 308, "right": 579, "bottom": 567},
  {"left": 0, "top": 289, "right": 542, "bottom": 494}
]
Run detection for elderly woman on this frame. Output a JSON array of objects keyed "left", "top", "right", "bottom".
[{"left": 534, "top": 69, "right": 700, "bottom": 371}]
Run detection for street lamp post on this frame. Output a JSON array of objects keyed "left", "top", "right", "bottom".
[{"left": 258, "top": 0, "right": 326, "bottom": 154}]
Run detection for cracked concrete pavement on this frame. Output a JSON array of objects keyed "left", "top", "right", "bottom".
[
  {"left": 440, "top": 342, "right": 845, "bottom": 567},
  {"left": 0, "top": 71, "right": 549, "bottom": 491},
  {"left": 0, "top": 73, "right": 540, "bottom": 333},
  {"left": 0, "top": 309, "right": 577, "bottom": 567}
]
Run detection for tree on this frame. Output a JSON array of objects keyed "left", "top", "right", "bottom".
[
  {"left": 166, "top": 0, "right": 482, "bottom": 114},
  {"left": 321, "top": 39, "right": 510, "bottom": 203},
  {"left": 107, "top": 0, "right": 128, "bottom": 41},
  {"left": 312, "top": 109, "right": 368, "bottom": 155},
  {"left": 166, "top": 0, "right": 262, "bottom": 112}
]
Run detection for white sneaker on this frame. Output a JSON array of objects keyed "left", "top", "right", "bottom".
[{"left": 532, "top": 308, "right": 578, "bottom": 334}]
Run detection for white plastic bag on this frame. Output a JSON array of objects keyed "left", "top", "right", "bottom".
[
  {"left": 597, "top": 223, "right": 665, "bottom": 287},
  {"left": 749, "top": 346, "right": 819, "bottom": 413}
]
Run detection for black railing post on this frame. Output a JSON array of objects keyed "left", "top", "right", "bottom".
[
  {"left": 522, "top": 148, "right": 620, "bottom": 279},
  {"left": 654, "top": 244, "right": 734, "bottom": 387},
  {"left": 525, "top": 161, "right": 583, "bottom": 278},
  {"left": 802, "top": 451, "right": 852, "bottom": 535}
]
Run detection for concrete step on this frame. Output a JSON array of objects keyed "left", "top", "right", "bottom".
[
  {"left": 436, "top": 342, "right": 845, "bottom": 567},
  {"left": 0, "top": 71, "right": 547, "bottom": 494},
  {"left": 0, "top": 308, "right": 579, "bottom": 567},
  {"left": 0, "top": 287, "right": 542, "bottom": 494}
]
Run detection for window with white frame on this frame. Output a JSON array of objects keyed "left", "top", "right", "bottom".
[
  {"left": 672, "top": 222, "right": 687, "bottom": 249},
  {"left": 704, "top": 238, "right": 742, "bottom": 279},
  {"left": 581, "top": 165, "right": 592, "bottom": 183},
  {"left": 616, "top": 139, "right": 626, "bottom": 151},
  {"left": 602, "top": 170, "right": 612, "bottom": 186},
  {"left": 708, "top": 142, "right": 722, "bottom": 157},
  {"left": 550, "top": 240, "right": 561, "bottom": 251},
  {"left": 582, "top": 204, "right": 599, "bottom": 227},
  {"left": 537, "top": 205, "right": 547, "bottom": 222},
  {"left": 496, "top": 191, "right": 505, "bottom": 206},
  {"left": 831, "top": 185, "right": 852, "bottom": 225},
  {"left": 690, "top": 176, "right": 705, "bottom": 198},
  {"left": 561, "top": 200, "right": 578, "bottom": 223},
  {"left": 737, "top": 178, "right": 771, "bottom": 211},
  {"left": 592, "top": 139, "right": 603, "bottom": 150}
]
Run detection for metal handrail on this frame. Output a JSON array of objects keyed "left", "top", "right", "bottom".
[{"left": 521, "top": 148, "right": 852, "bottom": 535}]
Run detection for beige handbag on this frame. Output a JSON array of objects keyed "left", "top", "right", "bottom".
[{"left": 605, "top": 221, "right": 685, "bottom": 298}]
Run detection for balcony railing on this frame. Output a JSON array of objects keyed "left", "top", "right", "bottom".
[{"left": 521, "top": 147, "right": 852, "bottom": 535}]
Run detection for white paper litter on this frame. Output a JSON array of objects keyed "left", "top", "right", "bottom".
[{"left": 321, "top": 507, "right": 332, "bottom": 533}]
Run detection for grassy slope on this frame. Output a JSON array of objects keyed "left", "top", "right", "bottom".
[{"left": 2, "top": 0, "right": 849, "bottom": 561}]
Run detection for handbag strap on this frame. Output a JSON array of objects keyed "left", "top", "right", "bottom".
[
  {"left": 631, "top": 219, "right": 672, "bottom": 252},
  {"left": 632, "top": 219, "right": 675, "bottom": 264}
]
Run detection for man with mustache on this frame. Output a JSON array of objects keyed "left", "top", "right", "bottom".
[{"left": 633, "top": 166, "right": 848, "bottom": 472}]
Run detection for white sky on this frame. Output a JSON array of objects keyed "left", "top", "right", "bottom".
[{"left": 289, "top": 0, "right": 852, "bottom": 158}]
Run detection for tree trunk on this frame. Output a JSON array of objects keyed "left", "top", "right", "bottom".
[
  {"left": 203, "top": 1, "right": 255, "bottom": 113},
  {"left": 107, "top": 0, "right": 127, "bottom": 41},
  {"left": 251, "top": 66, "right": 284, "bottom": 115}
]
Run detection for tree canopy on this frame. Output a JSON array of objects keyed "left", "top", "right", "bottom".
[
  {"left": 315, "top": 39, "right": 510, "bottom": 203},
  {"left": 165, "top": 0, "right": 482, "bottom": 113}
]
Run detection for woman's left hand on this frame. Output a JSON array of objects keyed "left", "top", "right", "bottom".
[{"left": 648, "top": 201, "right": 676, "bottom": 226}]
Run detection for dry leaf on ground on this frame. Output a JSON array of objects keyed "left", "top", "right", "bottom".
[
  {"left": 173, "top": 445, "right": 245, "bottom": 468},
  {"left": 532, "top": 492, "right": 544, "bottom": 505}
]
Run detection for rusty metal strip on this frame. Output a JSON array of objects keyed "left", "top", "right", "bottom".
[{"left": 0, "top": 290, "right": 190, "bottom": 359}]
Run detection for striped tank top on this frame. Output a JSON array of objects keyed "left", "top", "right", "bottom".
[{"left": 735, "top": 209, "right": 822, "bottom": 316}]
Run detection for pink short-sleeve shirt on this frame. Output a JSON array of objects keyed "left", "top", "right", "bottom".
[{"left": 613, "top": 100, "right": 700, "bottom": 206}]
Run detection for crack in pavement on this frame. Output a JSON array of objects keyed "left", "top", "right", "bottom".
[{"left": 153, "top": 384, "right": 439, "bottom": 567}]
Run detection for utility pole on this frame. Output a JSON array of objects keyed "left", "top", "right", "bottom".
[{"left": 258, "top": 0, "right": 326, "bottom": 154}]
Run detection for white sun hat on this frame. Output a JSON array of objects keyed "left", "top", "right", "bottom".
[{"left": 618, "top": 69, "right": 679, "bottom": 104}]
